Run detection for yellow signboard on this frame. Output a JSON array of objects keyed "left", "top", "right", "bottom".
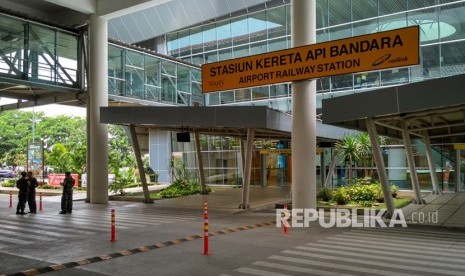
[
  {"left": 202, "top": 26, "right": 419, "bottom": 93},
  {"left": 454, "top": 143, "right": 465, "bottom": 150}
]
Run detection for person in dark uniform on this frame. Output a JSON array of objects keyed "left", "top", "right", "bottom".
[
  {"left": 60, "top": 172, "right": 75, "bottom": 214},
  {"left": 16, "top": 171, "right": 29, "bottom": 215},
  {"left": 27, "top": 171, "right": 38, "bottom": 214}
]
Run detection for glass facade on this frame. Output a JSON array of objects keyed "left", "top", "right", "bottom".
[
  {"left": 107, "top": 43, "right": 203, "bottom": 106},
  {"left": 164, "top": 0, "right": 465, "bottom": 112},
  {"left": 152, "top": 0, "right": 465, "bottom": 189},
  {"left": 0, "top": 13, "right": 79, "bottom": 88}
]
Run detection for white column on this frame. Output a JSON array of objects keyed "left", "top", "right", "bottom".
[
  {"left": 424, "top": 133, "right": 441, "bottom": 194},
  {"left": 291, "top": 0, "right": 317, "bottom": 209},
  {"left": 366, "top": 118, "right": 395, "bottom": 217},
  {"left": 129, "top": 124, "right": 151, "bottom": 203},
  {"left": 89, "top": 14, "right": 108, "bottom": 204},
  {"left": 401, "top": 123, "right": 425, "bottom": 204}
]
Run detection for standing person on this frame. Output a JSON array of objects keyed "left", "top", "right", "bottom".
[
  {"left": 60, "top": 172, "right": 75, "bottom": 214},
  {"left": 27, "top": 171, "right": 38, "bottom": 214},
  {"left": 16, "top": 171, "right": 29, "bottom": 215}
]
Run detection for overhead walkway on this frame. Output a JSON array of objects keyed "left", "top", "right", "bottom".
[{"left": 0, "top": 11, "right": 202, "bottom": 111}]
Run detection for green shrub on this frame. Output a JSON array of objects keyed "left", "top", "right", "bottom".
[
  {"left": 360, "top": 200, "right": 375, "bottom": 207},
  {"left": 1, "top": 179, "right": 15, "bottom": 187},
  {"left": 39, "top": 184, "right": 61, "bottom": 190},
  {"left": 390, "top": 184, "right": 398, "bottom": 198},
  {"left": 160, "top": 179, "right": 211, "bottom": 198},
  {"left": 332, "top": 188, "right": 350, "bottom": 205},
  {"left": 318, "top": 187, "right": 332, "bottom": 201},
  {"left": 346, "top": 184, "right": 376, "bottom": 202}
]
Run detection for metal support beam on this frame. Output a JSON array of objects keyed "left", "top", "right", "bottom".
[
  {"left": 424, "top": 133, "right": 441, "bottom": 194},
  {"left": 366, "top": 118, "right": 395, "bottom": 218},
  {"left": 456, "top": 149, "right": 461, "bottom": 192},
  {"left": 129, "top": 124, "right": 151, "bottom": 203},
  {"left": 401, "top": 122, "right": 425, "bottom": 204},
  {"left": 239, "top": 128, "right": 255, "bottom": 210},
  {"left": 194, "top": 131, "right": 207, "bottom": 194},
  {"left": 324, "top": 152, "right": 337, "bottom": 188}
]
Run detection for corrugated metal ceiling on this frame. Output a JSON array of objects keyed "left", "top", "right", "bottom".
[{"left": 108, "top": 0, "right": 273, "bottom": 44}]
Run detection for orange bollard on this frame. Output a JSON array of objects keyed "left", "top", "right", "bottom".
[
  {"left": 203, "top": 201, "right": 209, "bottom": 255},
  {"left": 9, "top": 191, "right": 12, "bottom": 208},
  {"left": 283, "top": 204, "right": 289, "bottom": 235},
  {"left": 39, "top": 192, "right": 43, "bottom": 211},
  {"left": 111, "top": 209, "right": 116, "bottom": 242}
]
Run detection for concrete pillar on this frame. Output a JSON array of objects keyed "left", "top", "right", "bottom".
[
  {"left": 239, "top": 128, "right": 255, "bottom": 209},
  {"left": 401, "top": 122, "right": 425, "bottom": 204},
  {"left": 194, "top": 132, "right": 207, "bottom": 194},
  {"left": 424, "top": 134, "right": 441, "bottom": 194},
  {"left": 366, "top": 118, "right": 395, "bottom": 218},
  {"left": 88, "top": 14, "right": 108, "bottom": 204},
  {"left": 291, "top": 0, "right": 317, "bottom": 209}
]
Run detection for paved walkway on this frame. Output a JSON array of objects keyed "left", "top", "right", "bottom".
[{"left": 402, "top": 192, "right": 465, "bottom": 228}]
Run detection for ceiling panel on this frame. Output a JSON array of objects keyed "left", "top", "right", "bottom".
[{"left": 108, "top": 0, "right": 275, "bottom": 44}]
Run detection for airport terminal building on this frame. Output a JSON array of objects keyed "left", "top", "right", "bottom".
[{"left": 0, "top": 0, "right": 464, "bottom": 200}]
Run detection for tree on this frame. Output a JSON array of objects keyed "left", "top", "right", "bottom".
[{"left": 335, "top": 134, "right": 360, "bottom": 185}]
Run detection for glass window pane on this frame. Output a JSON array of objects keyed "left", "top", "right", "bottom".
[
  {"left": 235, "top": 89, "right": 251, "bottom": 102},
  {"left": 376, "top": 13, "right": 408, "bottom": 33},
  {"left": 203, "top": 24, "right": 217, "bottom": 52},
  {"left": 411, "top": 45, "right": 439, "bottom": 81},
  {"left": 56, "top": 31, "right": 78, "bottom": 85},
  {"left": 218, "top": 48, "right": 232, "bottom": 61},
  {"left": 252, "top": 86, "right": 269, "bottom": 100},
  {"left": 177, "top": 66, "right": 190, "bottom": 92},
  {"left": 380, "top": 0, "right": 407, "bottom": 15},
  {"left": 166, "top": 33, "right": 179, "bottom": 57},
  {"left": 108, "top": 46, "right": 123, "bottom": 95},
  {"left": 329, "top": 0, "right": 351, "bottom": 25},
  {"left": 190, "top": 27, "right": 203, "bottom": 54},
  {"left": 381, "top": 68, "right": 409, "bottom": 86},
  {"left": 329, "top": 25, "right": 352, "bottom": 40},
  {"left": 440, "top": 41, "right": 465, "bottom": 77},
  {"left": 353, "top": 19, "right": 377, "bottom": 37},
  {"left": 316, "top": 0, "right": 329, "bottom": 29},
  {"left": 204, "top": 51, "right": 218, "bottom": 63},
  {"left": 439, "top": 2, "right": 465, "bottom": 42},
  {"left": 249, "top": 11, "right": 267, "bottom": 43},
  {"left": 233, "top": 44, "right": 249, "bottom": 58},
  {"left": 220, "top": 91, "right": 234, "bottom": 104},
  {"left": 267, "top": 6, "right": 286, "bottom": 39},
  {"left": 231, "top": 15, "right": 249, "bottom": 45},
  {"left": 353, "top": 0, "right": 378, "bottom": 21},
  {"left": 268, "top": 37, "right": 287, "bottom": 52},
  {"left": 250, "top": 41, "right": 267, "bottom": 55},
  {"left": 316, "top": 29, "right": 329, "bottom": 43},
  {"left": 408, "top": 0, "right": 438, "bottom": 9},
  {"left": 217, "top": 20, "right": 232, "bottom": 49},
  {"left": 330, "top": 75, "right": 353, "bottom": 91},
  {"left": 270, "top": 84, "right": 289, "bottom": 98},
  {"left": 408, "top": 7, "right": 439, "bottom": 44},
  {"left": 206, "top": 92, "right": 220, "bottom": 105}
]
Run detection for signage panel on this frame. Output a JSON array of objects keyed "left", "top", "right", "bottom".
[{"left": 202, "top": 26, "right": 419, "bottom": 93}]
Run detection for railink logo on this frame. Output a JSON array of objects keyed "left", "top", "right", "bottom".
[
  {"left": 276, "top": 208, "right": 407, "bottom": 228},
  {"left": 372, "top": 54, "right": 391, "bottom": 66}
]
